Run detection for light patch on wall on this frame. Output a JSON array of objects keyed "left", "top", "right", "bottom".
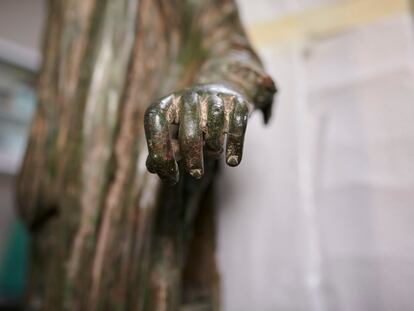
[{"left": 246, "top": 0, "right": 409, "bottom": 47}]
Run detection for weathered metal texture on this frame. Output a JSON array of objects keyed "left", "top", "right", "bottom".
[{"left": 16, "top": 0, "right": 276, "bottom": 310}]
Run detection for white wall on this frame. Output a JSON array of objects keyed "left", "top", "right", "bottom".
[
  {"left": 218, "top": 1, "right": 414, "bottom": 310},
  {"left": 0, "top": 0, "right": 44, "bottom": 70}
]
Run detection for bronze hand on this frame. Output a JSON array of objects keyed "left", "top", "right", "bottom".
[{"left": 144, "top": 83, "right": 252, "bottom": 185}]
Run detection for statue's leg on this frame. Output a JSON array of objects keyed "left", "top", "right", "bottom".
[
  {"left": 146, "top": 183, "right": 186, "bottom": 310},
  {"left": 147, "top": 163, "right": 220, "bottom": 311},
  {"left": 182, "top": 184, "right": 220, "bottom": 311}
]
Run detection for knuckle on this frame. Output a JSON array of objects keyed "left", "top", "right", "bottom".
[
  {"left": 236, "top": 97, "right": 249, "bottom": 112},
  {"left": 182, "top": 91, "right": 198, "bottom": 106},
  {"left": 207, "top": 96, "right": 224, "bottom": 124},
  {"left": 144, "top": 105, "right": 160, "bottom": 124},
  {"left": 210, "top": 99, "right": 224, "bottom": 114},
  {"left": 232, "top": 112, "right": 248, "bottom": 128}
]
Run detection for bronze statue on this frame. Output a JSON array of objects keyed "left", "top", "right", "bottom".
[{"left": 16, "top": 0, "right": 276, "bottom": 309}]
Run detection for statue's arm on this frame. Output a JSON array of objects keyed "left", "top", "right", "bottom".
[
  {"left": 196, "top": 0, "right": 277, "bottom": 123},
  {"left": 144, "top": 0, "right": 277, "bottom": 184}
]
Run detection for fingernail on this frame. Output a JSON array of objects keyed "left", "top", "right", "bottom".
[
  {"left": 190, "top": 169, "right": 203, "bottom": 179},
  {"left": 227, "top": 155, "right": 239, "bottom": 166}
]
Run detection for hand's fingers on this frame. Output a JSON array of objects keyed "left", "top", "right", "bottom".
[
  {"left": 144, "top": 97, "right": 179, "bottom": 185},
  {"left": 179, "top": 92, "right": 204, "bottom": 179},
  {"left": 226, "top": 96, "right": 249, "bottom": 167},
  {"left": 205, "top": 95, "right": 225, "bottom": 157}
]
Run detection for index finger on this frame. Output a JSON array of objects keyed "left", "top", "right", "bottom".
[
  {"left": 226, "top": 96, "right": 249, "bottom": 167},
  {"left": 144, "top": 96, "right": 179, "bottom": 185}
]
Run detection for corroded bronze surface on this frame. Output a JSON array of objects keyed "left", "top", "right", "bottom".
[
  {"left": 145, "top": 83, "right": 256, "bottom": 184},
  {"left": 16, "top": 0, "right": 276, "bottom": 310}
]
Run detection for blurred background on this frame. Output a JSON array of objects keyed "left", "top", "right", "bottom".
[{"left": 1, "top": 0, "right": 414, "bottom": 310}]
